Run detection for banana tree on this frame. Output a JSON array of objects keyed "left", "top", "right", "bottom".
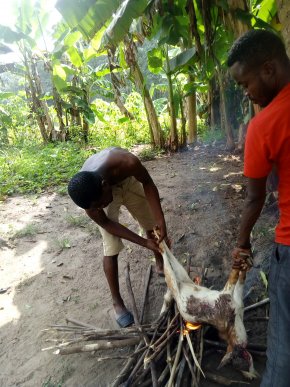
[
  {"left": 148, "top": 44, "right": 197, "bottom": 149},
  {"left": 56, "top": 0, "right": 165, "bottom": 148},
  {"left": 0, "top": 0, "right": 59, "bottom": 142}
]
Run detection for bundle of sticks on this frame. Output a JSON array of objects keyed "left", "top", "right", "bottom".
[{"left": 42, "top": 258, "right": 267, "bottom": 386}]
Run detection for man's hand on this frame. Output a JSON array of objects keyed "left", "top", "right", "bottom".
[
  {"left": 145, "top": 238, "right": 161, "bottom": 254},
  {"left": 155, "top": 219, "right": 167, "bottom": 243},
  {"left": 232, "top": 247, "right": 253, "bottom": 271}
]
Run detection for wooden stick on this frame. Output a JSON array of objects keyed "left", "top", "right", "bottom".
[
  {"left": 182, "top": 345, "right": 198, "bottom": 387},
  {"left": 125, "top": 349, "right": 147, "bottom": 385},
  {"left": 140, "top": 264, "right": 152, "bottom": 324},
  {"left": 205, "top": 371, "right": 250, "bottom": 386},
  {"left": 151, "top": 312, "right": 179, "bottom": 349},
  {"left": 167, "top": 330, "right": 183, "bottom": 387},
  {"left": 204, "top": 339, "right": 267, "bottom": 352},
  {"left": 65, "top": 317, "right": 98, "bottom": 329},
  {"left": 244, "top": 298, "right": 269, "bottom": 312},
  {"left": 53, "top": 337, "right": 140, "bottom": 355},
  {"left": 125, "top": 264, "right": 149, "bottom": 345},
  {"left": 111, "top": 341, "right": 144, "bottom": 387},
  {"left": 186, "top": 254, "right": 191, "bottom": 275},
  {"left": 42, "top": 337, "right": 86, "bottom": 351},
  {"left": 185, "top": 331, "right": 205, "bottom": 378},
  {"left": 196, "top": 327, "right": 204, "bottom": 384},
  {"left": 167, "top": 314, "right": 173, "bottom": 372},
  {"left": 175, "top": 356, "right": 187, "bottom": 387},
  {"left": 244, "top": 316, "right": 269, "bottom": 322},
  {"left": 133, "top": 345, "right": 168, "bottom": 386},
  {"left": 158, "top": 364, "right": 170, "bottom": 385},
  {"left": 145, "top": 324, "right": 179, "bottom": 364},
  {"left": 125, "top": 264, "right": 158, "bottom": 387}
]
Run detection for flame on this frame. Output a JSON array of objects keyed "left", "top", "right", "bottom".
[{"left": 183, "top": 321, "right": 202, "bottom": 335}]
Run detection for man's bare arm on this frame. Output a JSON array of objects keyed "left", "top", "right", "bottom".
[
  {"left": 85, "top": 208, "right": 160, "bottom": 252},
  {"left": 237, "top": 176, "right": 267, "bottom": 248},
  {"left": 128, "top": 157, "right": 167, "bottom": 241}
]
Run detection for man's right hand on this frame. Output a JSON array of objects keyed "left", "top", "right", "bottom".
[
  {"left": 145, "top": 238, "right": 161, "bottom": 254},
  {"left": 231, "top": 247, "right": 253, "bottom": 271}
]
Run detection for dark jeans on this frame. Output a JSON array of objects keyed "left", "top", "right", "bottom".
[{"left": 261, "top": 243, "right": 290, "bottom": 387}]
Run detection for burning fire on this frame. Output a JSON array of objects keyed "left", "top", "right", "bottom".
[{"left": 183, "top": 321, "right": 202, "bottom": 335}]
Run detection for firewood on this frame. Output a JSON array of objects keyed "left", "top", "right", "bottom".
[
  {"left": 125, "top": 263, "right": 158, "bottom": 387},
  {"left": 205, "top": 371, "right": 250, "bottom": 385},
  {"left": 167, "top": 330, "right": 183, "bottom": 387},
  {"left": 53, "top": 337, "right": 140, "bottom": 355},
  {"left": 140, "top": 264, "right": 152, "bottom": 324},
  {"left": 244, "top": 298, "right": 270, "bottom": 312}
]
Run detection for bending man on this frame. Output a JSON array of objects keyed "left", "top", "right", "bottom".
[{"left": 68, "top": 147, "right": 168, "bottom": 328}]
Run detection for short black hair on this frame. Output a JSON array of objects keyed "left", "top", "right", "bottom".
[
  {"left": 227, "top": 29, "right": 287, "bottom": 68},
  {"left": 68, "top": 171, "right": 103, "bottom": 209}
]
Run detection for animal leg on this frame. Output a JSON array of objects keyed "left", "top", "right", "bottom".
[{"left": 160, "top": 288, "right": 173, "bottom": 314}]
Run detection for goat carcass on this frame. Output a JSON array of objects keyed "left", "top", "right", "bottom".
[{"left": 159, "top": 240, "right": 258, "bottom": 379}]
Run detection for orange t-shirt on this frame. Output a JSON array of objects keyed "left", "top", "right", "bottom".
[{"left": 244, "top": 82, "right": 290, "bottom": 245}]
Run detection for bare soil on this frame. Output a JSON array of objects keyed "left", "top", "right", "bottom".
[{"left": 0, "top": 143, "right": 276, "bottom": 386}]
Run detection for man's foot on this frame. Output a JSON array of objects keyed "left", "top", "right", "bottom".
[
  {"left": 113, "top": 302, "right": 134, "bottom": 328},
  {"left": 115, "top": 310, "right": 134, "bottom": 328}
]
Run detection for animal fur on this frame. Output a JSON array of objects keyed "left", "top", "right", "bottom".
[{"left": 159, "top": 240, "right": 258, "bottom": 379}]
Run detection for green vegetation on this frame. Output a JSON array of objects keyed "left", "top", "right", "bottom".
[
  {"left": 56, "top": 237, "right": 72, "bottom": 250},
  {"left": 0, "top": 0, "right": 281, "bottom": 198},
  {"left": 13, "top": 223, "right": 39, "bottom": 238},
  {"left": 65, "top": 214, "right": 89, "bottom": 228}
]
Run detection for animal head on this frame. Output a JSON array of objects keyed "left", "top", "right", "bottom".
[{"left": 219, "top": 345, "right": 258, "bottom": 380}]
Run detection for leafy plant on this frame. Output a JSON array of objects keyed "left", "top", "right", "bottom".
[
  {"left": 57, "top": 237, "right": 71, "bottom": 249},
  {"left": 13, "top": 224, "right": 39, "bottom": 238},
  {"left": 65, "top": 214, "right": 88, "bottom": 227}
]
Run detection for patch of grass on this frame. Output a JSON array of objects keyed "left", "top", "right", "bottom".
[
  {"left": 65, "top": 214, "right": 89, "bottom": 228},
  {"left": 57, "top": 238, "right": 71, "bottom": 250},
  {"left": 198, "top": 120, "right": 224, "bottom": 144},
  {"left": 254, "top": 225, "right": 275, "bottom": 239},
  {"left": 0, "top": 143, "right": 91, "bottom": 197},
  {"left": 86, "top": 223, "right": 101, "bottom": 236},
  {"left": 13, "top": 223, "right": 39, "bottom": 238},
  {"left": 42, "top": 377, "right": 63, "bottom": 387},
  {"left": 138, "top": 146, "right": 165, "bottom": 161}
]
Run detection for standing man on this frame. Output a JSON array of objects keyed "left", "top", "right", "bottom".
[
  {"left": 227, "top": 30, "right": 290, "bottom": 387},
  {"left": 68, "top": 147, "right": 168, "bottom": 328}
]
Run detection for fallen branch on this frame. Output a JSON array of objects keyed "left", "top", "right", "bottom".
[
  {"left": 125, "top": 263, "right": 158, "bottom": 387},
  {"left": 140, "top": 264, "right": 152, "bottom": 324},
  {"left": 53, "top": 337, "right": 140, "bottom": 355},
  {"left": 205, "top": 371, "right": 250, "bottom": 386},
  {"left": 244, "top": 298, "right": 270, "bottom": 312}
]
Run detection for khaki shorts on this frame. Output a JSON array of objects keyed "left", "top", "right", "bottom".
[{"left": 98, "top": 177, "right": 155, "bottom": 256}]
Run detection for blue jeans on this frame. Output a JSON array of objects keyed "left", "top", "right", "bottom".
[{"left": 261, "top": 243, "right": 290, "bottom": 387}]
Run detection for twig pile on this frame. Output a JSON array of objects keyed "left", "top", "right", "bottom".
[{"left": 42, "top": 263, "right": 268, "bottom": 386}]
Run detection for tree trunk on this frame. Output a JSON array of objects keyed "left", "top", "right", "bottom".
[
  {"left": 186, "top": 75, "right": 197, "bottom": 144},
  {"left": 276, "top": 0, "right": 290, "bottom": 57},
  {"left": 52, "top": 86, "right": 67, "bottom": 141},
  {"left": 226, "top": 0, "right": 250, "bottom": 38},
  {"left": 124, "top": 38, "right": 164, "bottom": 148},
  {"left": 107, "top": 51, "right": 134, "bottom": 120},
  {"left": 82, "top": 119, "right": 89, "bottom": 143},
  {"left": 165, "top": 47, "right": 178, "bottom": 151},
  {"left": 216, "top": 68, "right": 235, "bottom": 150},
  {"left": 201, "top": 0, "right": 234, "bottom": 149},
  {"left": 179, "top": 97, "right": 187, "bottom": 147},
  {"left": 24, "top": 57, "right": 49, "bottom": 143},
  {"left": 30, "top": 56, "right": 54, "bottom": 139}
]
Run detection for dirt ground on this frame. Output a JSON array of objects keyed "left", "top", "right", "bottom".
[{"left": 0, "top": 143, "right": 276, "bottom": 386}]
